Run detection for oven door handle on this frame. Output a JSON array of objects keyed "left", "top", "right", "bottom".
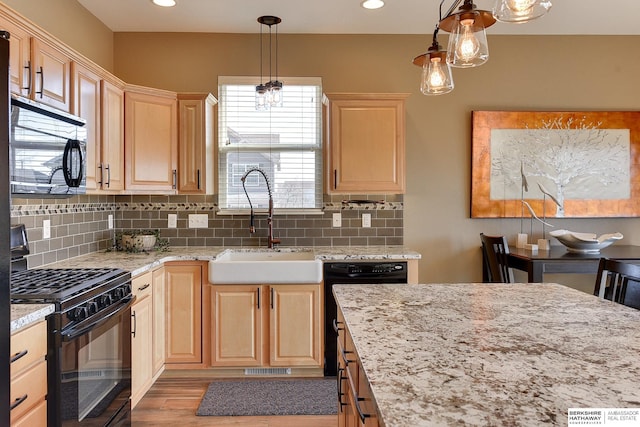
[{"left": 61, "top": 295, "right": 136, "bottom": 341}]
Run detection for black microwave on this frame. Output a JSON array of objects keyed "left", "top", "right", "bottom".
[{"left": 9, "top": 96, "right": 87, "bottom": 197}]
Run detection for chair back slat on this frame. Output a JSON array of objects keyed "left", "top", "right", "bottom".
[
  {"left": 480, "top": 233, "right": 514, "bottom": 283},
  {"left": 594, "top": 258, "right": 640, "bottom": 309}
]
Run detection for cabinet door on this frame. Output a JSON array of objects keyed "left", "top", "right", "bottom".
[
  {"left": 72, "top": 63, "right": 101, "bottom": 192},
  {"left": 31, "top": 37, "right": 71, "bottom": 111},
  {"left": 177, "top": 93, "right": 216, "bottom": 194},
  {"left": 152, "top": 267, "right": 165, "bottom": 375},
  {"left": 101, "top": 79, "right": 125, "bottom": 191},
  {"left": 125, "top": 89, "right": 178, "bottom": 192},
  {"left": 269, "top": 284, "right": 322, "bottom": 367},
  {"left": 131, "top": 294, "right": 153, "bottom": 409},
  {"left": 210, "top": 285, "right": 264, "bottom": 366},
  {"left": 3, "top": 19, "right": 31, "bottom": 97},
  {"left": 165, "top": 264, "right": 202, "bottom": 364},
  {"left": 326, "top": 93, "right": 408, "bottom": 194}
]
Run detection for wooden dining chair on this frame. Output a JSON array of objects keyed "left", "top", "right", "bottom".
[
  {"left": 480, "top": 233, "right": 514, "bottom": 283},
  {"left": 594, "top": 258, "right": 640, "bottom": 309}
]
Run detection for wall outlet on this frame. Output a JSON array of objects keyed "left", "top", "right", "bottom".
[
  {"left": 43, "top": 219, "right": 51, "bottom": 239},
  {"left": 332, "top": 212, "right": 342, "bottom": 227},
  {"left": 188, "top": 213, "right": 208, "bottom": 228},
  {"left": 362, "top": 213, "right": 371, "bottom": 228},
  {"left": 168, "top": 214, "right": 177, "bottom": 228},
  {"left": 108, "top": 214, "right": 114, "bottom": 229}
]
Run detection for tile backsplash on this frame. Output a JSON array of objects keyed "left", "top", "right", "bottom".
[{"left": 11, "top": 194, "right": 403, "bottom": 268}]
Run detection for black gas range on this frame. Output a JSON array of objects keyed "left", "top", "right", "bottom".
[
  {"left": 11, "top": 267, "right": 132, "bottom": 330},
  {"left": 11, "top": 267, "right": 134, "bottom": 426}
]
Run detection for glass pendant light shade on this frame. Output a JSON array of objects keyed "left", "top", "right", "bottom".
[
  {"left": 493, "top": 0, "right": 552, "bottom": 23},
  {"left": 255, "top": 84, "right": 268, "bottom": 110},
  {"left": 446, "top": 11, "right": 489, "bottom": 68},
  {"left": 420, "top": 51, "right": 454, "bottom": 96}
]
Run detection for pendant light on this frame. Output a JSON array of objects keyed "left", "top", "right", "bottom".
[
  {"left": 439, "top": 0, "right": 494, "bottom": 68},
  {"left": 412, "top": 0, "right": 551, "bottom": 96},
  {"left": 413, "top": 28, "right": 454, "bottom": 96},
  {"left": 255, "top": 16, "right": 283, "bottom": 111},
  {"left": 493, "top": 0, "right": 552, "bottom": 23}
]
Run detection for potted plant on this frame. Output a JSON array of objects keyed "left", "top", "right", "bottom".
[{"left": 118, "top": 229, "right": 168, "bottom": 253}]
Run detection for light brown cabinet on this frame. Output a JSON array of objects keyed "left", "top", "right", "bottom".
[
  {"left": 151, "top": 267, "right": 165, "bottom": 376},
  {"left": 72, "top": 62, "right": 101, "bottom": 191},
  {"left": 337, "top": 306, "right": 379, "bottom": 427},
  {"left": 3, "top": 15, "right": 72, "bottom": 111},
  {"left": 177, "top": 93, "right": 217, "bottom": 194},
  {"left": 165, "top": 262, "right": 204, "bottom": 366},
  {"left": 210, "top": 283, "right": 322, "bottom": 369},
  {"left": 10, "top": 321, "right": 47, "bottom": 426},
  {"left": 100, "top": 78, "right": 126, "bottom": 192},
  {"left": 326, "top": 93, "right": 409, "bottom": 194},
  {"left": 131, "top": 272, "right": 153, "bottom": 408},
  {"left": 125, "top": 85, "right": 178, "bottom": 192},
  {"left": 73, "top": 65, "right": 126, "bottom": 194}
]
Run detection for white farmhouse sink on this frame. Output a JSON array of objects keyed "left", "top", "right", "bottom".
[{"left": 209, "top": 250, "right": 322, "bottom": 284}]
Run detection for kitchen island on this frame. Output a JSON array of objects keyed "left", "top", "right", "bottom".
[{"left": 334, "top": 282, "right": 640, "bottom": 427}]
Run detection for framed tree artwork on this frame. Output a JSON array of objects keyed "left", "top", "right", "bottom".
[{"left": 471, "top": 111, "right": 640, "bottom": 218}]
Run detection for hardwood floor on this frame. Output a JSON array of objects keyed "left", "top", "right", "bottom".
[{"left": 132, "top": 375, "right": 338, "bottom": 427}]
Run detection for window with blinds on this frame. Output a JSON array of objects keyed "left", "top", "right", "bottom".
[{"left": 218, "top": 76, "right": 323, "bottom": 212}]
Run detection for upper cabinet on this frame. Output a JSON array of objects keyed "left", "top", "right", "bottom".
[
  {"left": 2, "top": 15, "right": 72, "bottom": 111},
  {"left": 177, "top": 93, "right": 218, "bottom": 194},
  {"left": 124, "top": 85, "right": 178, "bottom": 193},
  {"left": 99, "top": 78, "right": 126, "bottom": 192},
  {"left": 325, "top": 93, "right": 409, "bottom": 194}
]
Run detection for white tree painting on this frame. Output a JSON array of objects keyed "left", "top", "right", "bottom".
[{"left": 489, "top": 116, "right": 630, "bottom": 217}]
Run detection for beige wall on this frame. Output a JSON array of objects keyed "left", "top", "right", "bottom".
[
  {"left": 113, "top": 32, "right": 640, "bottom": 285},
  {"left": 7, "top": 0, "right": 640, "bottom": 285},
  {"left": 1, "top": 0, "right": 114, "bottom": 70}
]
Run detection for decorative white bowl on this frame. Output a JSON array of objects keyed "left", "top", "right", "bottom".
[{"left": 549, "top": 229, "right": 623, "bottom": 253}]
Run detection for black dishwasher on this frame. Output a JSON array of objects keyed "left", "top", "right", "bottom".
[{"left": 323, "top": 261, "right": 408, "bottom": 376}]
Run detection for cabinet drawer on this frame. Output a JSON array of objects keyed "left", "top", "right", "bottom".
[
  {"left": 11, "top": 398, "right": 47, "bottom": 427},
  {"left": 10, "top": 360, "right": 47, "bottom": 422},
  {"left": 132, "top": 272, "right": 153, "bottom": 300},
  {"left": 10, "top": 322, "right": 47, "bottom": 376}
]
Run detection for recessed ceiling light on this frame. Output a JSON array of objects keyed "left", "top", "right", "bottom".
[
  {"left": 152, "top": 0, "right": 176, "bottom": 7},
  {"left": 361, "top": 0, "right": 385, "bottom": 10}
]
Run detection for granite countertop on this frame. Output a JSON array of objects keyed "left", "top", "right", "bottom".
[
  {"left": 333, "top": 283, "right": 640, "bottom": 427},
  {"left": 11, "top": 304, "right": 54, "bottom": 334},
  {"left": 12, "top": 246, "right": 420, "bottom": 332},
  {"left": 43, "top": 245, "right": 421, "bottom": 276}
]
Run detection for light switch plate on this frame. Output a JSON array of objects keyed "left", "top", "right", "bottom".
[
  {"left": 362, "top": 213, "right": 371, "bottom": 228},
  {"left": 188, "top": 213, "right": 208, "bottom": 228},
  {"left": 108, "top": 214, "right": 114, "bottom": 229},
  {"left": 168, "top": 214, "right": 177, "bottom": 228},
  {"left": 332, "top": 212, "right": 341, "bottom": 227},
  {"left": 43, "top": 219, "right": 51, "bottom": 239}
]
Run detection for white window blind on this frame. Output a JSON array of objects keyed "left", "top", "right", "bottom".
[{"left": 218, "top": 76, "right": 323, "bottom": 211}]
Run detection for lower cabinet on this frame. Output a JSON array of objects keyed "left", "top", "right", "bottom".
[
  {"left": 131, "top": 271, "right": 153, "bottom": 408},
  {"left": 337, "top": 306, "right": 379, "bottom": 427},
  {"left": 165, "top": 262, "right": 204, "bottom": 366},
  {"left": 210, "top": 283, "right": 323, "bottom": 369},
  {"left": 10, "top": 321, "right": 47, "bottom": 426},
  {"left": 152, "top": 267, "right": 165, "bottom": 375}
]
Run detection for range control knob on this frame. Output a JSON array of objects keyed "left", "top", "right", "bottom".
[
  {"left": 100, "top": 294, "right": 112, "bottom": 308},
  {"left": 87, "top": 301, "right": 99, "bottom": 315},
  {"left": 73, "top": 306, "right": 88, "bottom": 322}
]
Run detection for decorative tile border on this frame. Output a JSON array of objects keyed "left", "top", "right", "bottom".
[
  {"left": 11, "top": 202, "right": 118, "bottom": 217},
  {"left": 12, "top": 201, "right": 402, "bottom": 216}
]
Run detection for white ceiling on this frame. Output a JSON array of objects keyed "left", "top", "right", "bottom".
[{"left": 77, "top": 0, "right": 640, "bottom": 36}]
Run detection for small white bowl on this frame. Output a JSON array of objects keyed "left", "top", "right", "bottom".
[{"left": 549, "top": 229, "right": 623, "bottom": 253}]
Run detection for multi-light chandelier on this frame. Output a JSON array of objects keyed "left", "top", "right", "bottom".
[
  {"left": 255, "top": 15, "right": 283, "bottom": 110},
  {"left": 413, "top": 0, "right": 552, "bottom": 96}
]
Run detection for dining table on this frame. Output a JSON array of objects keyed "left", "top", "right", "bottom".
[{"left": 507, "top": 244, "right": 640, "bottom": 282}]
